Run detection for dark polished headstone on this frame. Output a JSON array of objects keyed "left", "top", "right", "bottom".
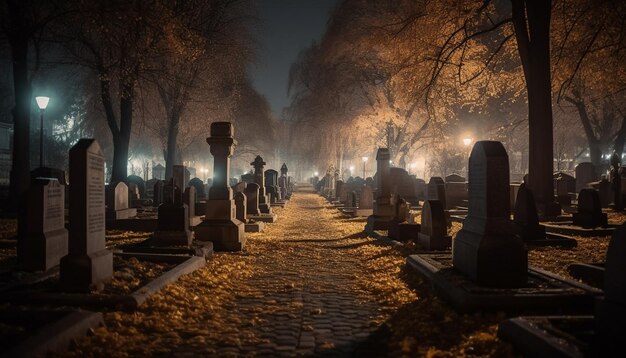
[
  {"left": 417, "top": 200, "right": 450, "bottom": 250},
  {"left": 573, "top": 189, "right": 608, "bottom": 228}
]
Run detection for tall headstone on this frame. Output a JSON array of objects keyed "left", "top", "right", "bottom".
[
  {"left": 360, "top": 185, "right": 373, "bottom": 209},
  {"left": 245, "top": 183, "right": 261, "bottom": 216},
  {"left": 335, "top": 180, "right": 345, "bottom": 203},
  {"left": 234, "top": 192, "right": 247, "bottom": 223},
  {"left": 594, "top": 223, "right": 626, "bottom": 355},
  {"left": 60, "top": 139, "right": 112, "bottom": 292},
  {"left": 252, "top": 156, "right": 272, "bottom": 214},
  {"left": 152, "top": 180, "right": 164, "bottom": 207},
  {"left": 23, "top": 177, "right": 68, "bottom": 271},
  {"left": 280, "top": 163, "right": 290, "bottom": 198},
  {"left": 265, "top": 169, "right": 280, "bottom": 201},
  {"left": 154, "top": 178, "right": 192, "bottom": 246},
  {"left": 427, "top": 177, "right": 447, "bottom": 209},
  {"left": 105, "top": 182, "right": 137, "bottom": 220},
  {"left": 452, "top": 141, "right": 527, "bottom": 287},
  {"left": 183, "top": 186, "right": 196, "bottom": 219},
  {"left": 576, "top": 162, "right": 597, "bottom": 193},
  {"left": 366, "top": 148, "right": 393, "bottom": 230},
  {"left": 188, "top": 177, "right": 206, "bottom": 200},
  {"left": 417, "top": 200, "right": 451, "bottom": 250},
  {"left": 196, "top": 122, "right": 245, "bottom": 251},
  {"left": 513, "top": 183, "right": 547, "bottom": 241},
  {"left": 573, "top": 188, "right": 608, "bottom": 228}
]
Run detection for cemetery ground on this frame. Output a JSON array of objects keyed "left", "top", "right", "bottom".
[{"left": 0, "top": 191, "right": 624, "bottom": 356}]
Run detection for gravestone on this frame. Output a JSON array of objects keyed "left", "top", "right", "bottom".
[
  {"left": 452, "top": 141, "right": 527, "bottom": 287},
  {"left": 234, "top": 192, "right": 247, "bottom": 222},
  {"left": 335, "top": 180, "right": 345, "bottom": 203},
  {"left": 366, "top": 148, "right": 394, "bottom": 230},
  {"left": 188, "top": 177, "right": 206, "bottom": 200},
  {"left": 555, "top": 176, "right": 572, "bottom": 206},
  {"left": 60, "top": 139, "right": 112, "bottom": 292},
  {"left": 23, "top": 177, "right": 68, "bottom": 271},
  {"left": 390, "top": 168, "right": 418, "bottom": 205},
  {"left": 105, "top": 182, "right": 137, "bottom": 220},
  {"left": 232, "top": 181, "right": 246, "bottom": 194},
  {"left": 152, "top": 180, "right": 164, "bottom": 207},
  {"left": 145, "top": 178, "right": 158, "bottom": 200},
  {"left": 265, "top": 169, "right": 280, "bottom": 201},
  {"left": 510, "top": 183, "right": 521, "bottom": 212},
  {"left": 195, "top": 122, "right": 246, "bottom": 251},
  {"left": 359, "top": 185, "right": 373, "bottom": 209},
  {"left": 427, "top": 177, "right": 447, "bottom": 209},
  {"left": 128, "top": 182, "right": 140, "bottom": 203},
  {"left": 279, "top": 163, "right": 289, "bottom": 198},
  {"left": 417, "top": 200, "right": 451, "bottom": 250},
  {"left": 154, "top": 178, "right": 192, "bottom": 246},
  {"left": 591, "top": 177, "right": 611, "bottom": 208},
  {"left": 241, "top": 173, "right": 255, "bottom": 184},
  {"left": 126, "top": 175, "right": 146, "bottom": 198},
  {"left": 183, "top": 186, "right": 199, "bottom": 226},
  {"left": 252, "top": 156, "right": 272, "bottom": 214},
  {"left": 445, "top": 182, "right": 468, "bottom": 209},
  {"left": 245, "top": 183, "right": 261, "bottom": 216},
  {"left": 153, "top": 163, "right": 165, "bottom": 180},
  {"left": 594, "top": 223, "right": 626, "bottom": 355},
  {"left": 513, "top": 183, "right": 547, "bottom": 241},
  {"left": 415, "top": 179, "right": 427, "bottom": 201},
  {"left": 346, "top": 191, "right": 357, "bottom": 208},
  {"left": 573, "top": 189, "right": 608, "bottom": 228},
  {"left": 173, "top": 165, "right": 186, "bottom": 192},
  {"left": 576, "top": 162, "right": 597, "bottom": 193}
]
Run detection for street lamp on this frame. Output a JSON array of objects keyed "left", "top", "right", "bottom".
[
  {"left": 35, "top": 96, "right": 50, "bottom": 168},
  {"left": 362, "top": 156, "right": 368, "bottom": 178}
]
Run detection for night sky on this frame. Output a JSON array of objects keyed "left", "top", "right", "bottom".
[{"left": 251, "top": 0, "right": 338, "bottom": 118}]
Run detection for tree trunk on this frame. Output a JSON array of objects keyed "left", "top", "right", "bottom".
[
  {"left": 613, "top": 116, "right": 626, "bottom": 157},
  {"left": 513, "top": 0, "right": 559, "bottom": 215},
  {"left": 110, "top": 81, "right": 134, "bottom": 183},
  {"left": 164, "top": 113, "right": 180, "bottom": 180}
]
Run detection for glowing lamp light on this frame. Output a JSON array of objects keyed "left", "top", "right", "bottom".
[
  {"left": 35, "top": 96, "right": 50, "bottom": 110},
  {"left": 362, "top": 156, "right": 368, "bottom": 162},
  {"left": 314, "top": 171, "right": 319, "bottom": 176},
  {"left": 463, "top": 137, "right": 472, "bottom": 146},
  {"left": 349, "top": 166, "right": 354, "bottom": 172}
]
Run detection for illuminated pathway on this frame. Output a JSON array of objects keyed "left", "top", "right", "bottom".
[{"left": 60, "top": 188, "right": 417, "bottom": 357}]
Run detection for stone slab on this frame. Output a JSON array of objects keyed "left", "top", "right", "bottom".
[
  {"left": 498, "top": 316, "right": 590, "bottom": 358},
  {"left": 567, "top": 263, "right": 604, "bottom": 289},
  {"left": 118, "top": 240, "right": 213, "bottom": 259},
  {"left": 543, "top": 222, "right": 616, "bottom": 237},
  {"left": 245, "top": 222, "right": 265, "bottom": 232},
  {"left": 524, "top": 233, "right": 578, "bottom": 248},
  {"left": 406, "top": 253, "right": 601, "bottom": 313},
  {"left": 248, "top": 213, "right": 277, "bottom": 223},
  {"left": 1, "top": 309, "right": 103, "bottom": 357}
]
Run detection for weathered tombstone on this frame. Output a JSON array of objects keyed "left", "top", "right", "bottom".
[
  {"left": 245, "top": 183, "right": 261, "bottom": 216},
  {"left": 609, "top": 152, "right": 623, "bottom": 211},
  {"left": 576, "top": 162, "right": 597, "bottom": 193},
  {"left": 279, "top": 163, "right": 289, "bottom": 198},
  {"left": 105, "top": 182, "right": 137, "bottom": 220},
  {"left": 445, "top": 182, "right": 468, "bottom": 209},
  {"left": 591, "top": 177, "right": 611, "bottom": 208},
  {"left": 415, "top": 179, "right": 427, "bottom": 201},
  {"left": 241, "top": 173, "right": 255, "bottom": 184},
  {"left": 196, "top": 122, "right": 246, "bottom": 251},
  {"left": 145, "top": 178, "right": 158, "bottom": 199},
  {"left": 22, "top": 177, "right": 68, "bottom": 271},
  {"left": 265, "top": 169, "right": 280, "bottom": 201},
  {"left": 188, "top": 177, "right": 206, "bottom": 200},
  {"left": 417, "top": 200, "right": 451, "bottom": 250},
  {"left": 366, "top": 148, "right": 394, "bottom": 230},
  {"left": 335, "top": 180, "right": 345, "bottom": 203},
  {"left": 594, "top": 223, "right": 626, "bottom": 355},
  {"left": 427, "top": 177, "right": 447, "bottom": 209},
  {"left": 173, "top": 165, "right": 186, "bottom": 192},
  {"left": 452, "top": 141, "right": 527, "bottom": 287},
  {"left": 128, "top": 182, "right": 140, "bottom": 202},
  {"left": 153, "top": 180, "right": 164, "bottom": 207},
  {"left": 359, "top": 185, "right": 373, "bottom": 209},
  {"left": 183, "top": 186, "right": 198, "bottom": 226},
  {"left": 346, "top": 191, "right": 357, "bottom": 208},
  {"left": 555, "top": 176, "right": 571, "bottom": 206},
  {"left": 60, "top": 139, "right": 112, "bottom": 292},
  {"left": 252, "top": 156, "right": 272, "bottom": 214},
  {"left": 126, "top": 175, "right": 146, "bottom": 198},
  {"left": 509, "top": 183, "right": 521, "bottom": 212},
  {"left": 154, "top": 178, "right": 192, "bottom": 246},
  {"left": 234, "top": 191, "right": 247, "bottom": 222},
  {"left": 388, "top": 196, "right": 419, "bottom": 241},
  {"left": 513, "top": 183, "right": 547, "bottom": 241},
  {"left": 573, "top": 188, "right": 608, "bottom": 228}
]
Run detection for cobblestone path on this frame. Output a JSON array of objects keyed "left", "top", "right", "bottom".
[{"left": 59, "top": 189, "right": 417, "bottom": 357}]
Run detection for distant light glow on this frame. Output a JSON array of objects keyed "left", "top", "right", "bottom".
[
  {"left": 349, "top": 166, "right": 354, "bottom": 172},
  {"left": 463, "top": 137, "right": 472, "bottom": 146},
  {"left": 35, "top": 96, "right": 50, "bottom": 110},
  {"left": 362, "top": 156, "right": 368, "bottom": 162},
  {"left": 314, "top": 171, "right": 319, "bottom": 176}
]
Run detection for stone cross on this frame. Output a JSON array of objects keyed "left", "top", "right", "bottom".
[
  {"left": 417, "top": 200, "right": 450, "bottom": 250},
  {"left": 196, "top": 122, "right": 245, "bottom": 251},
  {"left": 245, "top": 183, "right": 261, "bottom": 216},
  {"left": 23, "top": 177, "right": 68, "bottom": 271},
  {"left": 452, "top": 141, "right": 527, "bottom": 287},
  {"left": 60, "top": 139, "right": 112, "bottom": 292}
]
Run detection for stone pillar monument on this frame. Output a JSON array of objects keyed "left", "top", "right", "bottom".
[
  {"left": 195, "top": 122, "right": 245, "bottom": 251},
  {"left": 252, "top": 155, "right": 272, "bottom": 214},
  {"left": 365, "top": 148, "right": 394, "bottom": 230}
]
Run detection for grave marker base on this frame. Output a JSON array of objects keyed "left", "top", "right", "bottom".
[
  {"left": 106, "top": 208, "right": 137, "bottom": 221},
  {"left": 572, "top": 212, "right": 609, "bottom": 228},
  {"left": 23, "top": 229, "right": 68, "bottom": 272},
  {"left": 567, "top": 263, "right": 604, "bottom": 289},
  {"left": 417, "top": 232, "right": 451, "bottom": 250},
  {"left": 244, "top": 222, "right": 264, "bottom": 232},
  {"left": 248, "top": 213, "right": 277, "bottom": 223},
  {"left": 543, "top": 222, "right": 615, "bottom": 237},
  {"left": 196, "top": 219, "right": 245, "bottom": 251},
  {"left": 407, "top": 253, "right": 601, "bottom": 313},
  {"left": 152, "top": 230, "right": 193, "bottom": 247},
  {"left": 59, "top": 249, "right": 113, "bottom": 292},
  {"left": 387, "top": 220, "right": 420, "bottom": 242}
]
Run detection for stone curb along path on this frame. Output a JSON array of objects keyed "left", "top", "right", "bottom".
[{"left": 60, "top": 189, "right": 417, "bottom": 357}]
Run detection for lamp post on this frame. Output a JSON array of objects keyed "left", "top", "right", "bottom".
[
  {"left": 35, "top": 96, "right": 50, "bottom": 168},
  {"left": 362, "top": 156, "right": 368, "bottom": 178}
]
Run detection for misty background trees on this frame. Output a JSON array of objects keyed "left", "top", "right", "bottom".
[{"left": 1, "top": 0, "right": 625, "bottom": 209}]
